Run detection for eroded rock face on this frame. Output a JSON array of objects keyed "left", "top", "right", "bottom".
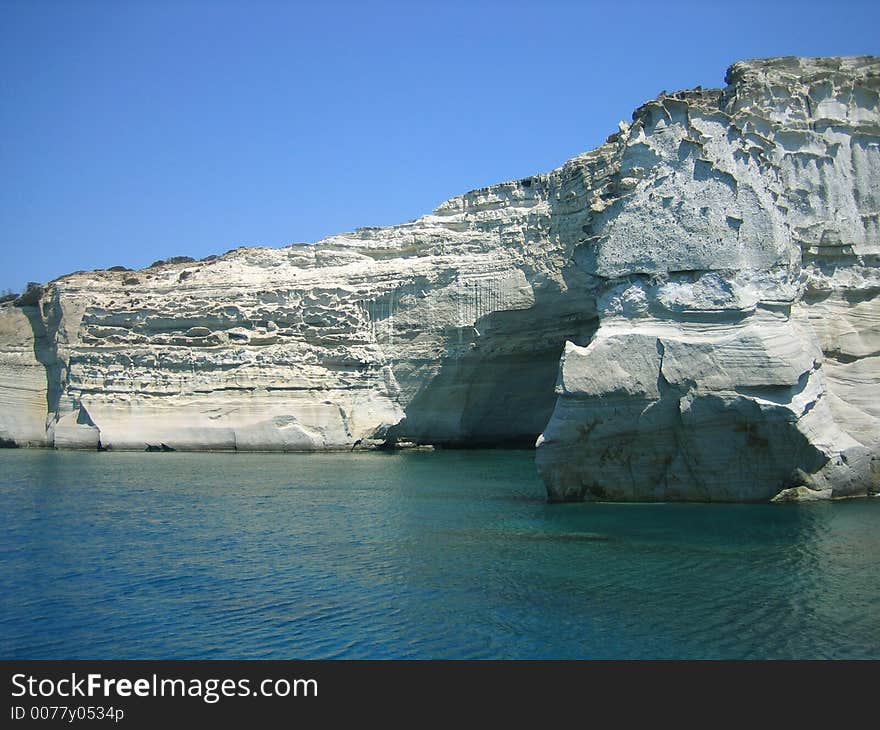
[
  {"left": 0, "top": 148, "right": 605, "bottom": 452},
  {"left": 536, "top": 56, "right": 880, "bottom": 501},
  {"left": 1, "top": 56, "right": 877, "bottom": 502}
]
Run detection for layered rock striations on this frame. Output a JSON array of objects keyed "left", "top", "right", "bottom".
[
  {"left": 1, "top": 56, "right": 878, "bottom": 501},
  {"left": 0, "top": 154, "right": 606, "bottom": 452}
]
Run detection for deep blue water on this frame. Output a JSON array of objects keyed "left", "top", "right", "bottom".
[{"left": 1, "top": 449, "right": 878, "bottom": 659}]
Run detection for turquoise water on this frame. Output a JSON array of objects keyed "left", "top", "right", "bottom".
[{"left": 1, "top": 449, "right": 878, "bottom": 659}]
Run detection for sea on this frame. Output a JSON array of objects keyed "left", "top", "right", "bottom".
[{"left": 1, "top": 448, "right": 877, "bottom": 659}]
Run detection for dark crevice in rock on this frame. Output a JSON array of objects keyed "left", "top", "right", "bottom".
[{"left": 17, "top": 293, "right": 63, "bottom": 419}]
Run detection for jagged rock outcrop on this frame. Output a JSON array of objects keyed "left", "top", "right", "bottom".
[
  {"left": 1, "top": 56, "right": 878, "bottom": 502},
  {"left": 536, "top": 56, "right": 880, "bottom": 501}
]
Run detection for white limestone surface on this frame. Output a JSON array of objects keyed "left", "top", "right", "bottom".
[
  {"left": 536, "top": 56, "right": 880, "bottom": 501},
  {"left": 0, "top": 148, "right": 606, "bottom": 452}
]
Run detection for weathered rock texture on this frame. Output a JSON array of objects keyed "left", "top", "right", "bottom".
[
  {"left": 1, "top": 56, "right": 878, "bottom": 502},
  {"left": 537, "top": 56, "right": 880, "bottom": 501},
  {"left": 0, "top": 160, "right": 603, "bottom": 452}
]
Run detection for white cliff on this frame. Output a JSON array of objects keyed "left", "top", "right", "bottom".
[
  {"left": 0, "top": 151, "right": 605, "bottom": 452},
  {"left": 1, "top": 56, "right": 878, "bottom": 502},
  {"left": 536, "top": 56, "right": 880, "bottom": 501}
]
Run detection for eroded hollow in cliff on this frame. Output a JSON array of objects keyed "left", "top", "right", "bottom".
[{"left": 388, "top": 300, "right": 599, "bottom": 448}]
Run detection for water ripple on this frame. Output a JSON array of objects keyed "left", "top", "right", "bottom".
[{"left": 1, "top": 449, "right": 879, "bottom": 658}]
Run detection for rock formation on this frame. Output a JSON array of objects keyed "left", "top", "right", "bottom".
[
  {"left": 537, "top": 56, "right": 880, "bottom": 501},
  {"left": 1, "top": 56, "right": 878, "bottom": 502}
]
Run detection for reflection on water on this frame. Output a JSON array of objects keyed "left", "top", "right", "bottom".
[{"left": 0, "top": 449, "right": 878, "bottom": 659}]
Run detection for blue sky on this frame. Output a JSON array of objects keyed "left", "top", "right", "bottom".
[{"left": 1, "top": 0, "right": 878, "bottom": 293}]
